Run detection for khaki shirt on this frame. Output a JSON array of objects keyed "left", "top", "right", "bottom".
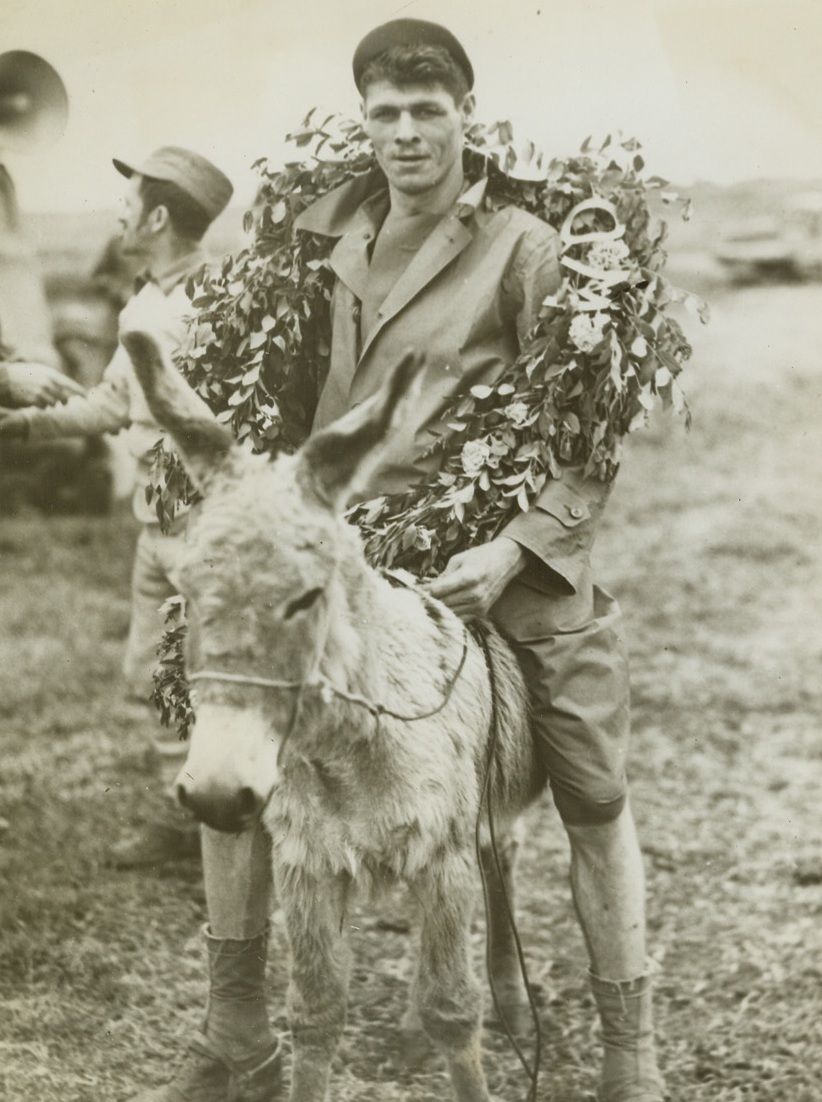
[
  {"left": 296, "top": 173, "right": 610, "bottom": 594},
  {"left": 22, "top": 249, "right": 204, "bottom": 524}
]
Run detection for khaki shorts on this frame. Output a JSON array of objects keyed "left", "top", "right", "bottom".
[{"left": 492, "top": 570, "right": 630, "bottom": 825}]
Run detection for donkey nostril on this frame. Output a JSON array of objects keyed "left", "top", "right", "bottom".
[{"left": 168, "top": 781, "right": 265, "bottom": 833}]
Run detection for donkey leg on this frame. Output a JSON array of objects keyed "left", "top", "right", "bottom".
[
  {"left": 413, "top": 855, "right": 494, "bottom": 1102},
  {"left": 281, "top": 872, "right": 350, "bottom": 1102},
  {"left": 479, "top": 821, "right": 532, "bottom": 1035}
]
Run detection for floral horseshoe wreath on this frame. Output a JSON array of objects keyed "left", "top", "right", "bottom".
[{"left": 148, "top": 114, "right": 707, "bottom": 733}]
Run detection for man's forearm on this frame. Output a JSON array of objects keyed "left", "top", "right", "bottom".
[{"left": 24, "top": 380, "right": 129, "bottom": 440}]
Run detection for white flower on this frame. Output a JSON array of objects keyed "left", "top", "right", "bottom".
[
  {"left": 587, "top": 239, "right": 630, "bottom": 271},
  {"left": 413, "top": 526, "right": 433, "bottom": 551},
  {"left": 504, "top": 401, "right": 530, "bottom": 427},
  {"left": 569, "top": 312, "right": 608, "bottom": 353},
  {"left": 460, "top": 439, "right": 492, "bottom": 477}
]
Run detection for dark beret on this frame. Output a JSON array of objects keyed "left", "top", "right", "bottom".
[{"left": 352, "top": 18, "right": 474, "bottom": 92}]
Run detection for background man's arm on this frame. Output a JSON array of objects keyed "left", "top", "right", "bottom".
[
  {"left": 0, "top": 360, "right": 86, "bottom": 408},
  {"left": 0, "top": 345, "right": 132, "bottom": 439}
]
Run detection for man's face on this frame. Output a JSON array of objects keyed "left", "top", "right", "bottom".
[
  {"left": 362, "top": 80, "right": 474, "bottom": 199},
  {"left": 117, "top": 174, "right": 153, "bottom": 259}
]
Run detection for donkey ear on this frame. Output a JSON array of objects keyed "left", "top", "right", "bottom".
[
  {"left": 121, "top": 330, "right": 235, "bottom": 491},
  {"left": 297, "top": 349, "right": 426, "bottom": 510}
]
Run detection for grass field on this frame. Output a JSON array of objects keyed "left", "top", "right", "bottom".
[{"left": 1, "top": 269, "right": 821, "bottom": 1101}]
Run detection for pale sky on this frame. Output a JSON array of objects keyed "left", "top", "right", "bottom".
[{"left": 3, "top": 0, "right": 822, "bottom": 213}]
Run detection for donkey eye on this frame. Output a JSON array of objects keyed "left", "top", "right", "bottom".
[{"left": 283, "top": 587, "right": 324, "bottom": 620}]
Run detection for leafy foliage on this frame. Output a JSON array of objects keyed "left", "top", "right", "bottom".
[
  {"left": 158, "top": 113, "right": 703, "bottom": 576},
  {"left": 150, "top": 114, "right": 704, "bottom": 729},
  {"left": 150, "top": 596, "right": 194, "bottom": 737}
]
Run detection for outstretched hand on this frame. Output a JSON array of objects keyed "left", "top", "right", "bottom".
[
  {"left": 1, "top": 361, "right": 85, "bottom": 408},
  {"left": 423, "top": 537, "right": 527, "bottom": 620}
]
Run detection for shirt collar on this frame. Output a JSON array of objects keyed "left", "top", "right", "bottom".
[
  {"left": 149, "top": 245, "right": 207, "bottom": 294},
  {"left": 295, "top": 167, "right": 489, "bottom": 240},
  {"left": 454, "top": 177, "right": 488, "bottom": 220}
]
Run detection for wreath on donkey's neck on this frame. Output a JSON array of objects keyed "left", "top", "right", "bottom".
[{"left": 147, "top": 114, "right": 706, "bottom": 733}]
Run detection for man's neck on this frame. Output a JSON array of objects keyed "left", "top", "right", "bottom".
[
  {"left": 146, "top": 238, "right": 202, "bottom": 287},
  {"left": 387, "top": 165, "right": 465, "bottom": 219}
]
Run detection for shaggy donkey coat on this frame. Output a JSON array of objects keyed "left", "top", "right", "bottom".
[{"left": 122, "top": 331, "right": 548, "bottom": 1102}]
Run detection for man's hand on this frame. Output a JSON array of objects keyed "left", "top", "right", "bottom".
[
  {"left": 0, "top": 362, "right": 85, "bottom": 408},
  {"left": 423, "top": 537, "right": 527, "bottom": 620}
]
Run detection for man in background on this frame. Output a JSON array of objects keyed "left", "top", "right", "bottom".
[{"left": 0, "top": 146, "right": 233, "bottom": 868}]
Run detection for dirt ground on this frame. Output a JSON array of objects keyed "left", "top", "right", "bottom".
[{"left": 1, "top": 279, "right": 821, "bottom": 1102}]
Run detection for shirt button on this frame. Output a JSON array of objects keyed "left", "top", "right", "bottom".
[{"left": 569, "top": 506, "right": 584, "bottom": 519}]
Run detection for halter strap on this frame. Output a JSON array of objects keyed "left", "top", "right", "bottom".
[{"left": 187, "top": 629, "right": 469, "bottom": 724}]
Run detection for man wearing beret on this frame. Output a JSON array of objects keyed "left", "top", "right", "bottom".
[
  {"left": 0, "top": 146, "right": 234, "bottom": 869},
  {"left": 131, "top": 20, "right": 664, "bottom": 1102}
]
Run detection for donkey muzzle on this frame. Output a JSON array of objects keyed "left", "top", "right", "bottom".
[
  {"left": 173, "top": 703, "right": 279, "bottom": 833},
  {"left": 175, "top": 773, "right": 267, "bottom": 833}
]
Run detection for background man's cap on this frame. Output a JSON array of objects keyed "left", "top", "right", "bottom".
[
  {"left": 352, "top": 18, "right": 474, "bottom": 92},
  {"left": 112, "top": 146, "right": 233, "bottom": 222}
]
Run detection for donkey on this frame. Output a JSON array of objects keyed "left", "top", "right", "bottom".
[{"left": 122, "top": 330, "right": 548, "bottom": 1102}]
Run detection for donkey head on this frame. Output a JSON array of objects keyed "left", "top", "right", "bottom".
[{"left": 122, "top": 329, "right": 424, "bottom": 832}]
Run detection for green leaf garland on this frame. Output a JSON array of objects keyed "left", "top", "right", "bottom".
[
  {"left": 150, "top": 114, "right": 705, "bottom": 731},
  {"left": 162, "top": 113, "right": 703, "bottom": 574}
]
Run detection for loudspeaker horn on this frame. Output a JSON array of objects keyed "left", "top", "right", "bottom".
[{"left": 0, "top": 50, "right": 69, "bottom": 153}]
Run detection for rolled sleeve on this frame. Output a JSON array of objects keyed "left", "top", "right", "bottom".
[
  {"left": 25, "top": 354, "right": 131, "bottom": 441},
  {"left": 503, "top": 469, "right": 612, "bottom": 594}
]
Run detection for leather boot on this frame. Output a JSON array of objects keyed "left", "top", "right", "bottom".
[
  {"left": 590, "top": 970, "right": 665, "bottom": 1102},
  {"left": 130, "top": 926, "right": 283, "bottom": 1102}
]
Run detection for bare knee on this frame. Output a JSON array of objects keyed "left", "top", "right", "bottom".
[{"left": 564, "top": 801, "right": 639, "bottom": 861}]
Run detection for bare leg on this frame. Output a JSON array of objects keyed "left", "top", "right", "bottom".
[
  {"left": 564, "top": 801, "right": 663, "bottom": 1101},
  {"left": 197, "top": 823, "right": 277, "bottom": 1068},
  {"left": 563, "top": 801, "right": 646, "bottom": 980},
  {"left": 128, "top": 824, "right": 282, "bottom": 1101},
  {"left": 202, "top": 822, "right": 273, "bottom": 939}
]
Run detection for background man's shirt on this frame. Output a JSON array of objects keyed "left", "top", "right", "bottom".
[{"left": 19, "top": 249, "right": 203, "bottom": 524}]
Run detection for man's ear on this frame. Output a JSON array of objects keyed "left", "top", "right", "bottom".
[{"left": 148, "top": 204, "right": 170, "bottom": 234}]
